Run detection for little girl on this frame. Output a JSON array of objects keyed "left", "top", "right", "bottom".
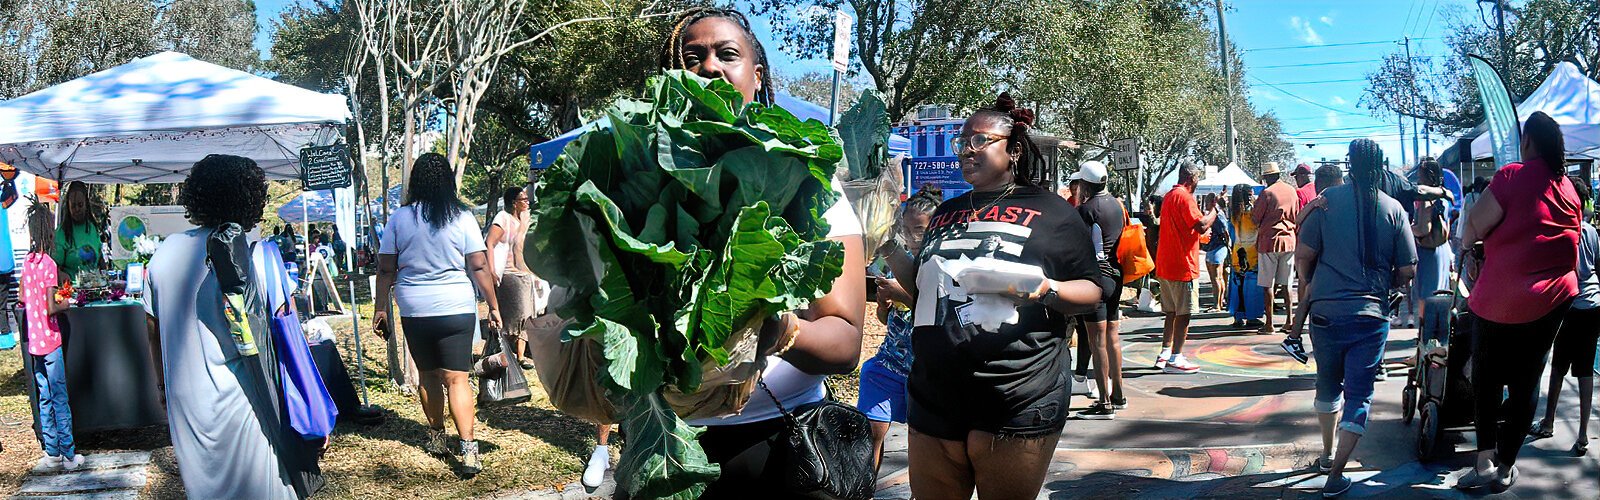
[{"left": 22, "top": 203, "right": 82, "bottom": 470}]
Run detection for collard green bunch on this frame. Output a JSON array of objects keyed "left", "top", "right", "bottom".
[{"left": 525, "top": 70, "right": 845, "bottom": 499}]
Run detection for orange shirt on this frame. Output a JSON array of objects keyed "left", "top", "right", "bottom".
[{"left": 1155, "top": 184, "right": 1205, "bottom": 282}]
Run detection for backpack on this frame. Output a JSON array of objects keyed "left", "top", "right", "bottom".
[{"left": 1118, "top": 206, "right": 1155, "bottom": 284}]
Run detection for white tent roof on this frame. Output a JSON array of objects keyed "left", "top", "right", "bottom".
[
  {"left": 1196, "top": 163, "right": 1260, "bottom": 192},
  {"left": 1471, "top": 61, "right": 1600, "bottom": 161},
  {"left": 0, "top": 51, "right": 350, "bottom": 184}
]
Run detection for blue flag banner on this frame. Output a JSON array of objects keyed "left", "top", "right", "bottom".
[{"left": 1468, "top": 54, "right": 1520, "bottom": 166}]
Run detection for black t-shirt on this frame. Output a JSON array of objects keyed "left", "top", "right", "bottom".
[
  {"left": 1077, "top": 192, "right": 1124, "bottom": 280},
  {"left": 908, "top": 185, "right": 1099, "bottom": 421}
]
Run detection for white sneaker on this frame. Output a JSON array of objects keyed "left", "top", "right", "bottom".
[
  {"left": 36, "top": 456, "right": 62, "bottom": 471},
  {"left": 582, "top": 445, "right": 609, "bottom": 490},
  {"left": 60, "top": 454, "right": 86, "bottom": 471},
  {"left": 1155, "top": 349, "right": 1173, "bottom": 369},
  {"left": 1163, "top": 355, "right": 1201, "bottom": 374}
]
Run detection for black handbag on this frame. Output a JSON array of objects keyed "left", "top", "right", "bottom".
[
  {"left": 758, "top": 380, "right": 876, "bottom": 500},
  {"left": 478, "top": 323, "right": 532, "bottom": 407}
]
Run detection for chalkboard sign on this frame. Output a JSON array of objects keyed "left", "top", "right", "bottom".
[{"left": 300, "top": 144, "right": 351, "bottom": 191}]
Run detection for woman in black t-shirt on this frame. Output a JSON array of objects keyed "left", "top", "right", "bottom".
[{"left": 880, "top": 94, "right": 1101, "bottom": 499}]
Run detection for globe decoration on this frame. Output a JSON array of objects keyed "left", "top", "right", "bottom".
[{"left": 117, "top": 216, "right": 147, "bottom": 252}]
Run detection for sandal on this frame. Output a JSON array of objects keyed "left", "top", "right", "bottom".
[
  {"left": 1529, "top": 422, "right": 1554, "bottom": 440},
  {"left": 1574, "top": 440, "right": 1589, "bottom": 457}
]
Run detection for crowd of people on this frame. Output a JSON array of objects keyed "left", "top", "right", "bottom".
[{"left": 12, "top": 6, "right": 1596, "bottom": 500}]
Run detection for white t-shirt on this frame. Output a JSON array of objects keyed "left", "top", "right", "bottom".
[
  {"left": 490, "top": 211, "right": 522, "bottom": 279},
  {"left": 690, "top": 193, "right": 863, "bottom": 426},
  {"left": 378, "top": 205, "right": 487, "bottom": 317}
]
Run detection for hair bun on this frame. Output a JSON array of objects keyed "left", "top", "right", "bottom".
[
  {"left": 994, "top": 93, "right": 1017, "bottom": 112},
  {"left": 1008, "top": 107, "right": 1036, "bottom": 128}
]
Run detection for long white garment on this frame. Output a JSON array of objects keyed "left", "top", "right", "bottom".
[{"left": 147, "top": 228, "right": 298, "bottom": 500}]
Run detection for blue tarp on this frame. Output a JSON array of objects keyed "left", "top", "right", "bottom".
[
  {"left": 528, "top": 93, "right": 913, "bottom": 170},
  {"left": 279, "top": 185, "right": 400, "bottom": 223}
]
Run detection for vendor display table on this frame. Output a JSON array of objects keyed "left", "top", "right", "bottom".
[{"left": 60, "top": 300, "right": 166, "bottom": 432}]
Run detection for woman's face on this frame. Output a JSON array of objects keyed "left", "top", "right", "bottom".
[
  {"left": 514, "top": 191, "right": 530, "bottom": 213},
  {"left": 900, "top": 211, "right": 931, "bottom": 252},
  {"left": 67, "top": 187, "right": 87, "bottom": 221},
  {"left": 957, "top": 115, "right": 1016, "bottom": 192},
  {"left": 679, "top": 17, "right": 763, "bottom": 105}
]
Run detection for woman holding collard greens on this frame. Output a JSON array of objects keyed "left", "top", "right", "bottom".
[
  {"left": 652, "top": 8, "right": 869, "bottom": 496},
  {"left": 880, "top": 94, "right": 1102, "bottom": 499}
]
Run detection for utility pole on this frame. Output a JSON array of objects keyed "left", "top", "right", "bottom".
[
  {"left": 1398, "top": 110, "right": 1407, "bottom": 168},
  {"left": 1215, "top": 0, "right": 1238, "bottom": 166},
  {"left": 1496, "top": 0, "right": 1509, "bottom": 72},
  {"left": 1405, "top": 37, "right": 1420, "bottom": 164}
]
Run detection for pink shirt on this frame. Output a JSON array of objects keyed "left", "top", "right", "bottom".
[
  {"left": 21, "top": 252, "right": 62, "bottom": 356},
  {"left": 1469, "top": 159, "right": 1581, "bottom": 324}
]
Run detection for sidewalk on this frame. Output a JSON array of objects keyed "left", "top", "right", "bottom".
[{"left": 871, "top": 296, "right": 1600, "bottom": 498}]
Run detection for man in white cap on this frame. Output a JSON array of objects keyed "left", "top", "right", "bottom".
[
  {"left": 1066, "top": 161, "right": 1128, "bottom": 419},
  {"left": 1252, "top": 161, "right": 1299, "bottom": 335}
]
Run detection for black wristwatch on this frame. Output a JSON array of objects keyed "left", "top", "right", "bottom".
[{"left": 1038, "top": 287, "right": 1059, "bottom": 306}]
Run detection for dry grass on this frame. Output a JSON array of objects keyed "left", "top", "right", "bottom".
[{"left": 0, "top": 299, "right": 892, "bottom": 499}]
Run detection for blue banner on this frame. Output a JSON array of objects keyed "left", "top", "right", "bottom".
[
  {"left": 1468, "top": 54, "right": 1520, "bottom": 166},
  {"left": 907, "top": 156, "right": 969, "bottom": 199}
]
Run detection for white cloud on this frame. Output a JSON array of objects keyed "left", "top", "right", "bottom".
[
  {"left": 1289, "top": 16, "right": 1325, "bottom": 45},
  {"left": 1330, "top": 96, "right": 1349, "bottom": 106},
  {"left": 1319, "top": 15, "right": 1334, "bottom": 26},
  {"left": 1324, "top": 111, "right": 1342, "bottom": 129}
]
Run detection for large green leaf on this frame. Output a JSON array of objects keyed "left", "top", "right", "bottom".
[
  {"left": 836, "top": 90, "right": 891, "bottom": 180},
  {"left": 613, "top": 391, "right": 719, "bottom": 500}
]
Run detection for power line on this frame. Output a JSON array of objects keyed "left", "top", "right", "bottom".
[
  {"left": 1241, "top": 37, "right": 1438, "bottom": 53},
  {"left": 1255, "top": 59, "right": 1382, "bottom": 69},
  {"left": 1248, "top": 75, "right": 1369, "bottom": 117},
  {"left": 1248, "top": 78, "right": 1367, "bottom": 87},
  {"left": 1283, "top": 124, "right": 1394, "bottom": 135}
]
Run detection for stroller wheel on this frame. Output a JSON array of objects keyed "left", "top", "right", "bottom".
[
  {"left": 1418, "top": 401, "right": 1442, "bottom": 460},
  {"left": 1402, "top": 384, "right": 1418, "bottom": 425}
]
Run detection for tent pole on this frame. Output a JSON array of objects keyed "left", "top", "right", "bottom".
[{"left": 303, "top": 193, "right": 311, "bottom": 308}]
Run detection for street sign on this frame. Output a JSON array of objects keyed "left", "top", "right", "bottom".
[
  {"left": 300, "top": 143, "right": 351, "bottom": 191},
  {"left": 1112, "top": 137, "right": 1140, "bottom": 171},
  {"left": 832, "top": 11, "right": 852, "bottom": 72}
]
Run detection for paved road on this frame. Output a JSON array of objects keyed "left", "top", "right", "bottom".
[{"left": 872, "top": 295, "right": 1600, "bottom": 499}]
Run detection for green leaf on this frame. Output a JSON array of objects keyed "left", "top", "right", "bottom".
[
  {"left": 836, "top": 90, "right": 891, "bottom": 180},
  {"left": 613, "top": 391, "right": 719, "bottom": 500}
]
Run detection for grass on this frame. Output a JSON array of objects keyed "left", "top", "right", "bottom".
[{"left": 0, "top": 290, "right": 887, "bottom": 499}]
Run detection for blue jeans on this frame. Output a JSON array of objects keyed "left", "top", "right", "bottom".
[
  {"left": 1309, "top": 314, "right": 1389, "bottom": 435},
  {"left": 32, "top": 348, "right": 76, "bottom": 457}
]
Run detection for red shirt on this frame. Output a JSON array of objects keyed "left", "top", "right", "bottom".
[
  {"left": 1155, "top": 184, "right": 1205, "bottom": 281},
  {"left": 1468, "top": 159, "right": 1581, "bottom": 324},
  {"left": 1297, "top": 182, "right": 1316, "bottom": 210}
]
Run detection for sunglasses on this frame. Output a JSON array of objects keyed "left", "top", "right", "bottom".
[{"left": 951, "top": 133, "right": 1009, "bottom": 154}]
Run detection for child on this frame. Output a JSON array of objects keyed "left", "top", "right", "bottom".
[
  {"left": 860, "top": 187, "right": 941, "bottom": 472},
  {"left": 22, "top": 203, "right": 82, "bottom": 470}
]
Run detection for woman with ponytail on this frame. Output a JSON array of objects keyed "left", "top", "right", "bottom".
[
  {"left": 1293, "top": 139, "right": 1417, "bottom": 498},
  {"left": 1456, "top": 111, "right": 1580, "bottom": 491},
  {"left": 879, "top": 94, "right": 1102, "bottom": 499}
]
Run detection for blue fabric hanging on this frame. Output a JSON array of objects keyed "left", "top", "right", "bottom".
[{"left": 255, "top": 240, "right": 338, "bottom": 439}]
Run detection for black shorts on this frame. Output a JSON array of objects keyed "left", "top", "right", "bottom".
[
  {"left": 1080, "top": 272, "right": 1123, "bottom": 322},
  {"left": 401, "top": 313, "right": 476, "bottom": 372},
  {"left": 907, "top": 377, "right": 1070, "bottom": 441},
  {"left": 1553, "top": 306, "right": 1600, "bottom": 377}
]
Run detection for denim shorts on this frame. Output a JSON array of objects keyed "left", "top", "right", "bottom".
[
  {"left": 856, "top": 356, "right": 909, "bottom": 423},
  {"left": 1309, "top": 314, "right": 1390, "bottom": 435}
]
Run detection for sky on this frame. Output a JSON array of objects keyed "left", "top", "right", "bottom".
[{"left": 251, "top": 0, "right": 1478, "bottom": 168}]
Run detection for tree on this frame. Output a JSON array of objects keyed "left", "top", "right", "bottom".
[
  {"left": 774, "top": 71, "right": 860, "bottom": 113},
  {"left": 0, "top": 0, "right": 258, "bottom": 99},
  {"left": 750, "top": 0, "right": 1036, "bottom": 121},
  {"left": 1362, "top": 0, "right": 1599, "bottom": 134}
]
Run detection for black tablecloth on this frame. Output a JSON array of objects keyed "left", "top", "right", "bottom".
[
  {"left": 60, "top": 302, "right": 166, "bottom": 432},
  {"left": 309, "top": 339, "right": 364, "bottom": 421}
]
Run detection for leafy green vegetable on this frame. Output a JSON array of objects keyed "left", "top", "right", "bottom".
[
  {"left": 526, "top": 70, "right": 845, "bottom": 499},
  {"left": 837, "top": 90, "right": 891, "bottom": 181}
]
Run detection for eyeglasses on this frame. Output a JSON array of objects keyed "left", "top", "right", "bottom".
[{"left": 951, "top": 134, "right": 1008, "bottom": 154}]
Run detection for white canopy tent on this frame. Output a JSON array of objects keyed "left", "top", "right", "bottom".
[
  {"left": 1471, "top": 61, "right": 1600, "bottom": 161},
  {"left": 1195, "top": 163, "right": 1261, "bottom": 196},
  {"left": 0, "top": 51, "right": 350, "bottom": 183}
]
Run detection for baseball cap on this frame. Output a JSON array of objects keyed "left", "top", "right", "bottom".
[
  {"left": 1068, "top": 161, "right": 1108, "bottom": 184},
  {"left": 1293, "top": 163, "right": 1312, "bottom": 175}
]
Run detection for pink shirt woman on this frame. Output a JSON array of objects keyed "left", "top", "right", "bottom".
[
  {"left": 1466, "top": 157, "right": 1581, "bottom": 324},
  {"left": 21, "top": 252, "right": 62, "bottom": 356}
]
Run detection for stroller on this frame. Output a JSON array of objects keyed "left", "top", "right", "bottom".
[{"left": 1402, "top": 256, "right": 1478, "bottom": 460}]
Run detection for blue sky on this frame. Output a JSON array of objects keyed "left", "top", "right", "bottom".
[{"left": 252, "top": 0, "right": 1471, "bottom": 166}]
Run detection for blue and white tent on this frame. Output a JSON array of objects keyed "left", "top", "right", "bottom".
[
  {"left": 528, "top": 93, "right": 912, "bottom": 170},
  {"left": 279, "top": 185, "right": 400, "bottom": 223}
]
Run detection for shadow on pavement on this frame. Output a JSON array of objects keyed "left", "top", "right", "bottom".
[{"left": 1156, "top": 376, "right": 1317, "bottom": 398}]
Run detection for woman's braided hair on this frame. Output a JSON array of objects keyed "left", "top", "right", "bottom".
[
  {"left": 1348, "top": 139, "right": 1385, "bottom": 274},
  {"left": 982, "top": 93, "right": 1045, "bottom": 187},
  {"left": 660, "top": 7, "right": 775, "bottom": 106}
]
